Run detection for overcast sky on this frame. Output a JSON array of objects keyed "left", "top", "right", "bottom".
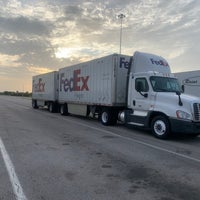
[{"left": 0, "top": 0, "right": 200, "bottom": 92}]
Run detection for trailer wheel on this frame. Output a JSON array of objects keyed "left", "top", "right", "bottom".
[
  {"left": 101, "top": 108, "right": 117, "bottom": 126},
  {"left": 32, "top": 100, "right": 38, "bottom": 109},
  {"left": 60, "top": 104, "right": 68, "bottom": 115},
  {"left": 151, "top": 115, "right": 170, "bottom": 139}
]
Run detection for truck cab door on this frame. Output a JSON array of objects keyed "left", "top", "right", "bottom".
[
  {"left": 127, "top": 76, "right": 152, "bottom": 126},
  {"left": 134, "top": 77, "right": 151, "bottom": 110}
]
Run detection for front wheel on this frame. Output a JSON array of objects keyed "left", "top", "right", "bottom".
[{"left": 151, "top": 115, "right": 170, "bottom": 139}]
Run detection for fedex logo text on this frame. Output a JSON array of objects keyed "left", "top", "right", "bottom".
[
  {"left": 150, "top": 58, "right": 169, "bottom": 67},
  {"left": 60, "top": 69, "right": 89, "bottom": 92},
  {"left": 119, "top": 57, "right": 130, "bottom": 69}
]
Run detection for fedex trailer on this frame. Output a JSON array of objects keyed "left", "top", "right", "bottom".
[
  {"left": 58, "top": 54, "right": 131, "bottom": 120},
  {"left": 32, "top": 52, "right": 200, "bottom": 139},
  {"left": 32, "top": 71, "right": 58, "bottom": 112}
]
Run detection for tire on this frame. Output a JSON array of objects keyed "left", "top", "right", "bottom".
[
  {"left": 32, "top": 100, "right": 38, "bottom": 109},
  {"left": 60, "top": 104, "right": 68, "bottom": 115},
  {"left": 151, "top": 115, "right": 170, "bottom": 139},
  {"left": 100, "top": 108, "right": 117, "bottom": 126}
]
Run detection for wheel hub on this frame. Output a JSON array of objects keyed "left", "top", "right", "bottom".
[{"left": 154, "top": 120, "right": 166, "bottom": 136}]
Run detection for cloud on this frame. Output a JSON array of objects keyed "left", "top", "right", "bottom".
[
  {"left": 0, "top": 0, "right": 61, "bottom": 21},
  {"left": 0, "top": 35, "right": 47, "bottom": 55},
  {"left": 64, "top": 5, "right": 83, "bottom": 21},
  {"left": 0, "top": 54, "right": 21, "bottom": 67},
  {"left": 55, "top": 42, "right": 116, "bottom": 63},
  {"left": 0, "top": 16, "right": 50, "bottom": 36},
  {"left": 0, "top": 0, "right": 200, "bottom": 92},
  {"left": 27, "top": 66, "right": 53, "bottom": 74}
]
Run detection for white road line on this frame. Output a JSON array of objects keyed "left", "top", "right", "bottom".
[
  {"left": 0, "top": 137, "right": 27, "bottom": 200},
  {"left": 63, "top": 117, "right": 200, "bottom": 164}
]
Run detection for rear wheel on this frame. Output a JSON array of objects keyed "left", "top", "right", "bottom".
[
  {"left": 100, "top": 108, "right": 117, "bottom": 126},
  {"left": 151, "top": 115, "right": 170, "bottom": 139}
]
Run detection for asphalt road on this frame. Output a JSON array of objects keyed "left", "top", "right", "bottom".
[{"left": 0, "top": 95, "right": 200, "bottom": 200}]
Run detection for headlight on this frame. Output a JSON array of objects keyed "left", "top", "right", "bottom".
[{"left": 176, "top": 110, "right": 192, "bottom": 120}]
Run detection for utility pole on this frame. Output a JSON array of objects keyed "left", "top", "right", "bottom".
[{"left": 118, "top": 13, "right": 125, "bottom": 54}]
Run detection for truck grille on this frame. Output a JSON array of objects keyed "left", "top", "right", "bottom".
[{"left": 193, "top": 103, "right": 200, "bottom": 121}]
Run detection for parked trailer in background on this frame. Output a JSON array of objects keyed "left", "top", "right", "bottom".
[
  {"left": 32, "top": 71, "right": 58, "bottom": 112},
  {"left": 175, "top": 70, "right": 200, "bottom": 98},
  {"left": 32, "top": 52, "right": 200, "bottom": 139}
]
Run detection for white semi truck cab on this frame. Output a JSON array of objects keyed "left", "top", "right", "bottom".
[{"left": 121, "top": 51, "right": 200, "bottom": 138}]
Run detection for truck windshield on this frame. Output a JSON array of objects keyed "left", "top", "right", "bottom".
[{"left": 150, "top": 76, "right": 182, "bottom": 92}]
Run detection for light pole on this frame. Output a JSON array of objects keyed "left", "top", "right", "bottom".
[{"left": 118, "top": 13, "right": 125, "bottom": 54}]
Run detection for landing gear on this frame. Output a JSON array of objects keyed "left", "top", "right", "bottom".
[
  {"left": 60, "top": 104, "right": 68, "bottom": 115},
  {"left": 32, "top": 100, "right": 38, "bottom": 109}
]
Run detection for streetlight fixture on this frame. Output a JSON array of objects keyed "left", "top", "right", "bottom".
[{"left": 118, "top": 13, "right": 125, "bottom": 54}]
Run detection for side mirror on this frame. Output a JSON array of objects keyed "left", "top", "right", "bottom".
[{"left": 143, "top": 93, "right": 148, "bottom": 98}]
